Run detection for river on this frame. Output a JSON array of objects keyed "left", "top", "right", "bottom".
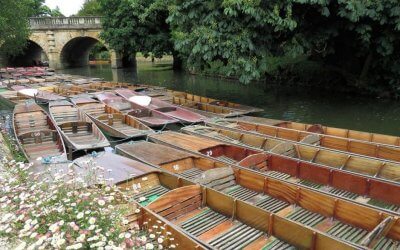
[{"left": 53, "top": 62, "right": 398, "bottom": 136}]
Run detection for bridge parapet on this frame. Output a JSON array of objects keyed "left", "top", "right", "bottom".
[{"left": 29, "top": 17, "right": 102, "bottom": 30}]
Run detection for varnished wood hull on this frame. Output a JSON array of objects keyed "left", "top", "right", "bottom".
[
  {"left": 96, "top": 92, "right": 179, "bottom": 127},
  {"left": 182, "top": 125, "right": 400, "bottom": 185},
  {"left": 86, "top": 105, "right": 154, "bottom": 139},
  {"left": 168, "top": 90, "right": 264, "bottom": 113},
  {"left": 208, "top": 118, "right": 400, "bottom": 162},
  {"left": 0, "top": 91, "right": 29, "bottom": 105},
  {"left": 170, "top": 96, "right": 248, "bottom": 118},
  {"left": 49, "top": 100, "right": 110, "bottom": 152},
  {"left": 116, "top": 143, "right": 399, "bottom": 249},
  {"left": 13, "top": 103, "right": 67, "bottom": 162},
  {"left": 16, "top": 88, "right": 65, "bottom": 103},
  {"left": 116, "top": 89, "right": 206, "bottom": 124},
  {"left": 236, "top": 116, "right": 400, "bottom": 148},
  {"left": 148, "top": 131, "right": 400, "bottom": 213},
  {"left": 71, "top": 152, "right": 207, "bottom": 249},
  {"left": 71, "top": 97, "right": 154, "bottom": 138}
]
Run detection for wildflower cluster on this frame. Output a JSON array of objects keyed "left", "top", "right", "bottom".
[{"left": 0, "top": 158, "right": 169, "bottom": 249}]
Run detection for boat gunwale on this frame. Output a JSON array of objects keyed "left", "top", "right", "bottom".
[
  {"left": 182, "top": 125, "right": 400, "bottom": 186},
  {"left": 13, "top": 103, "right": 67, "bottom": 162},
  {"left": 207, "top": 118, "right": 400, "bottom": 164},
  {"left": 116, "top": 145, "right": 383, "bottom": 249},
  {"left": 146, "top": 132, "right": 400, "bottom": 216}
]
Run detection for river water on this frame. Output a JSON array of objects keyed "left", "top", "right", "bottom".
[{"left": 55, "top": 63, "right": 399, "bottom": 136}]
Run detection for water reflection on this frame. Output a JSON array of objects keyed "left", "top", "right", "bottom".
[{"left": 58, "top": 63, "right": 400, "bottom": 136}]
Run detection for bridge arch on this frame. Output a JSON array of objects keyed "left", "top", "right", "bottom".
[
  {"left": 7, "top": 40, "right": 48, "bottom": 67},
  {"left": 60, "top": 36, "right": 108, "bottom": 68},
  {"left": 27, "top": 17, "right": 126, "bottom": 69}
]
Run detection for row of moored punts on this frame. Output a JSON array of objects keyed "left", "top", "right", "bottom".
[{"left": 4, "top": 67, "right": 400, "bottom": 249}]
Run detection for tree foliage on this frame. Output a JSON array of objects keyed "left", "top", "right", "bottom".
[
  {"left": 98, "top": 0, "right": 400, "bottom": 95},
  {"left": 0, "top": 0, "right": 64, "bottom": 57},
  {"left": 0, "top": 0, "right": 32, "bottom": 57},
  {"left": 98, "top": 0, "right": 173, "bottom": 59},
  {"left": 77, "top": 0, "right": 102, "bottom": 16},
  {"left": 29, "top": 0, "right": 64, "bottom": 17},
  {"left": 167, "top": 0, "right": 400, "bottom": 95}
]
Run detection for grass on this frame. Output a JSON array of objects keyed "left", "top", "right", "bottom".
[{"left": 1, "top": 131, "right": 26, "bottom": 162}]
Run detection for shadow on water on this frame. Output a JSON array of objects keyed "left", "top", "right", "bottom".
[{"left": 56, "top": 63, "right": 399, "bottom": 136}]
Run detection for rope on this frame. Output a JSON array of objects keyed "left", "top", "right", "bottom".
[{"left": 154, "top": 123, "right": 169, "bottom": 133}]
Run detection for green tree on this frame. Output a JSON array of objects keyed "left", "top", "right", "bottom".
[
  {"left": 29, "top": 0, "right": 64, "bottom": 17},
  {"left": 167, "top": 0, "right": 297, "bottom": 83},
  {"left": 168, "top": 0, "right": 400, "bottom": 96},
  {"left": 0, "top": 0, "right": 32, "bottom": 56},
  {"left": 98, "top": 0, "right": 177, "bottom": 67},
  {"left": 78, "top": 0, "right": 102, "bottom": 16}
]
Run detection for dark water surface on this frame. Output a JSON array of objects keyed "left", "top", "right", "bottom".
[{"left": 58, "top": 63, "right": 400, "bottom": 136}]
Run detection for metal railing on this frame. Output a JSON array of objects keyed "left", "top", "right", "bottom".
[{"left": 29, "top": 17, "right": 102, "bottom": 30}]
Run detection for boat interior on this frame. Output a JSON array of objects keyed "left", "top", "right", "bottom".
[
  {"left": 169, "top": 91, "right": 263, "bottom": 113},
  {"left": 122, "top": 168, "right": 399, "bottom": 249},
  {"left": 209, "top": 119, "right": 400, "bottom": 162},
  {"left": 148, "top": 132, "right": 400, "bottom": 213},
  {"left": 95, "top": 111, "right": 152, "bottom": 138},
  {"left": 183, "top": 125, "right": 400, "bottom": 185},
  {"left": 14, "top": 104, "right": 65, "bottom": 160},
  {"left": 171, "top": 96, "right": 243, "bottom": 117},
  {"left": 269, "top": 120, "right": 400, "bottom": 148}
]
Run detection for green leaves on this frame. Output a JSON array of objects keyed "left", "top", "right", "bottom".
[
  {"left": 0, "top": 0, "right": 31, "bottom": 57},
  {"left": 98, "top": 0, "right": 400, "bottom": 95},
  {"left": 77, "top": 0, "right": 102, "bottom": 16},
  {"left": 99, "top": 0, "right": 174, "bottom": 59}
]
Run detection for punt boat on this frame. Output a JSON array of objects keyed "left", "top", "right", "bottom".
[
  {"left": 182, "top": 125, "right": 400, "bottom": 184},
  {"left": 13, "top": 102, "right": 67, "bottom": 162},
  {"left": 170, "top": 95, "right": 249, "bottom": 118},
  {"left": 236, "top": 116, "right": 400, "bottom": 148},
  {"left": 116, "top": 143, "right": 399, "bottom": 249},
  {"left": 207, "top": 118, "right": 400, "bottom": 162},
  {"left": 16, "top": 88, "right": 65, "bottom": 103},
  {"left": 48, "top": 100, "right": 109, "bottom": 156},
  {"left": 50, "top": 85, "right": 93, "bottom": 96},
  {"left": 70, "top": 97, "right": 153, "bottom": 139},
  {"left": 78, "top": 82, "right": 148, "bottom": 92},
  {"left": 71, "top": 152, "right": 207, "bottom": 249},
  {"left": 168, "top": 90, "right": 264, "bottom": 113},
  {"left": 95, "top": 92, "right": 178, "bottom": 127},
  {"left": 0, "top": 91, "right": 30, "bottom": 105},
  {"left": 116, "top": 89, "right": 206, "bottom": 124},
  {"left": 148, "top": 131, "right": 400, "bottom": 213}
]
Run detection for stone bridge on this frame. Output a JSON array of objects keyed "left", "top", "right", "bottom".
[{"left": 8, "top": 17, "right": 125, "bottom": 69}]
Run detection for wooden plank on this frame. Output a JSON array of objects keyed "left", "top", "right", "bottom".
[{"left": 147, "top": 185, "right": 202, "bottom": 213}]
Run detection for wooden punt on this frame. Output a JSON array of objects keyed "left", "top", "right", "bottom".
[
  {"left": 148, "top": 131, "right": 400, "bottom": 213},
  {"left": 0, "top": 91, "right": 30, "bottom": 105},
  {"left": 78, "top": 82, "right": 148, "bottom": 92},
  {"left": 170, "top": 96, "right": 249, "bottom": 118},
  {"left": 182, "top": 125, "right": 400, "bottom": 184},
  {"left": 70, "top": 97, "right": 154, "bottom": 139},
  {"left": 208, "top": 118, "right": 400, "bottom": 162},
  {"left": 116, "top": 89, "right": 206, "bottom": 124},
  {"left": 70, "top": 152, "right": 208, "bottom": 249},
  {"left": 16, "top": 88, "right": 65, "bottom": 103},
  {"left": 237, "top": 116, "right": 400, "bottom": 148},
  {"left": 95, "top": 92, "right": 178, "bottom": 127},
  {"left": 50, "top": 85, "right": 93, "bottom": 96},
  {"left": 168, "top": 90, "right": 264, "bottom": 113},
  {"left": 48, "top": 100, "right": 109, "bottom": 154},
  {"left": 115, "top": 146, "right": 400, "bottom": 249},
  {"left": 137, "top": 89, "right": 171, "bottom": 101},
  {"left": 13, "top": 102, "right": 67, "bottom": 162}
]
